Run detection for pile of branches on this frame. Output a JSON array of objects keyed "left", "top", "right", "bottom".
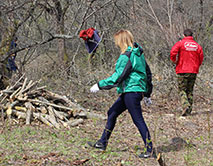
[{"left": 0, "top": 75, "right": 106, "bottom": 128}]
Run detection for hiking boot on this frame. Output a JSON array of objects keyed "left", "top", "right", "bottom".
[
  {"left": 182, "top": 108, "right": 191, "bottom": 116},
  {"left": 182, "top": 112, "right": 190, "bottom": 116},
  {"left": 87, "top": 141, "right": 106, "bottom": 151},
  {"left": 139, "top": 150, "right": 156, "bottom": 159}
]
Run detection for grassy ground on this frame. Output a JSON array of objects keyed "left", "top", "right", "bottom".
[
  {"left": 1, "top": 53, "right": 212, "bottom": 165},
  {"left": 0, "top": 93, "right": 212, "bottom": 166}
]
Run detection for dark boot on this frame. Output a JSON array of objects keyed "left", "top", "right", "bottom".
[
  {"left": 87, "top": 141, "right": 106, "bottom": 151},
  {"left": 182, "top": 107, "right": 191, "bottom": 116},
  {"left": 139, "top": 149, "right": 156, "bottom": 158}
]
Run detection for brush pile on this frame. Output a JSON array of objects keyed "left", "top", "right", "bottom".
[{"left": 0, "top": 75, "right": 106, "bottom": 128}]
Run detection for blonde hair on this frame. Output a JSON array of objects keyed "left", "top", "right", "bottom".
[{"left": 114, "top": 29, "right": 134, "bottom": 53}]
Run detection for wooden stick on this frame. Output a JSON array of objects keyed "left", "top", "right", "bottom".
[
  {"left": 22, "top": 80, "right": 40, "bottom": 94},
  {"left": 58, "top": 119, "right": 69, "bottom": 128},
  {"left": 0, "top": 95, "right": 7, "bottom": 103},
  {"left": 63, "top": 118, "right": 84, "bottom": 128},
  {"left": 47, "top": 106, "right": 60, "bottom": 129},
  {"left": 10, "top": 87, "right": 22, "bottom": 100},
  {"left": 14, "top": 106, "right": 27, "bottom": 112},
  {"left": 17, "top": 95, "right": 28, "bottom": 101},
  {"left": 0, "top": 92, "right": 3, "bottom": 98},
  {"left": 15, "top": 77, "right": 28, "bottom": 98},
  {"left": 25, "top": 80, "right": 33, "bottom": 89},
  {"left": 33, "top": 112, "right": 54, "bottom": 127},
  {"left": 0, "top": 90, "right": 13, "bottom": 94},
  {"left": 52, "top": 107, "right": 67, "bottom": 120},
  {"left": 35, "top": 86, "right": 47, "bottom": 90},
  {"left": 12, "top": 109, "right": 26, "bottom": 119},
  {"left": 29, "top": 86, "right": 47, "bottom": 93},
  {"left": 25, "top": 102, "right": 34, "bottom": 125},
  {"left": 6, "top": 100, "right": 19, "bottom": 117},
  {"left": 28, "top": 99, "right": 74, "bottom": 111},
  {"left": 6, "top": 106, "right": 12, "bottom": 116},
  {"left": 38, "top": 96, "right": 49, "bottom": 103},
  {"left": 38, "top": 106, "right": 47, "bottom": 114}
]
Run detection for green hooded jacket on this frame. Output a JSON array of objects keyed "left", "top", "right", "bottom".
[{"left": 98, "top": 43, "right": 147, "bottom": 94}]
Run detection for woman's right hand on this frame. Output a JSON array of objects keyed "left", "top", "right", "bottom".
[{"left": 90, "top": 84, "right": 99, "bottom": 93}]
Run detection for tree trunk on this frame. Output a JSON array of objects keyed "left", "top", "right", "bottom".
[
  {"left": 54, "top": 0, "right": 68, "bottom": 64},
  {"left": 199, "top": 0, "right": 204, "bottom": 31}
]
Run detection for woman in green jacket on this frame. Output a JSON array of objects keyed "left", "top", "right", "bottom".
[{"left": 89, "top": 29, "right": 154, "bottom": 158}]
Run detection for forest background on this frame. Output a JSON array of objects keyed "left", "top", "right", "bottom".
[{"left": 0, "top": 0, "right": 212, "bottom": 166}]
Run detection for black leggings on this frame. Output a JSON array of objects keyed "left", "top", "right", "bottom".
[{"left": 99, "top": 92, "right": 153, "bottom": 152}]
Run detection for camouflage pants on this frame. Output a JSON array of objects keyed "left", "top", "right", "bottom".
[{"left": 177, "top": 73, "right": 197, "bottom": 113}]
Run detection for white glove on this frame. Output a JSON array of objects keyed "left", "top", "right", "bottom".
[
  {"left": 144, "top": 97, "right": 152, "bottom": 106},
  {"left": 90, "top": 84, "right": 99, "bottom": 93}
]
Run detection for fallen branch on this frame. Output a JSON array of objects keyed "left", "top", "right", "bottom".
[{"left": 63, "top": 118, "right": 84, "bottom": 128}]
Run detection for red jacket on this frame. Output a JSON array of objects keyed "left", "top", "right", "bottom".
[
  {"left": 79, "top": 27, "right": 95, "bottom": 41},
  {"left": 170, "top": 36, "right": 203, "bottom": 74}
]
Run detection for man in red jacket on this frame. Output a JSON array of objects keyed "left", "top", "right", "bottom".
[{"left": 170, "top": 29, "right": 204, "bottom": 116}]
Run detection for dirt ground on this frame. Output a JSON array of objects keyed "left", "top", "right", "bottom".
[{"left": 0, "top": 91, "right": 212, "bottom": 166}]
